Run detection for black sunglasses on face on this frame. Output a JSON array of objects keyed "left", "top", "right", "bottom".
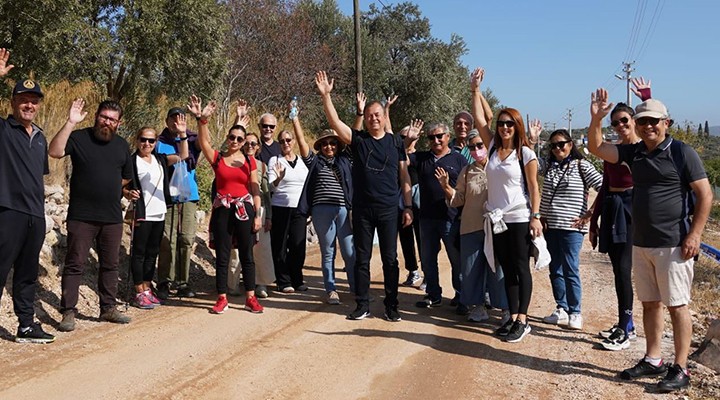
[
  {"left": 138, "top": 137, "right": 156, "bottom": 144},
  {"left": 227, "top": 134, "right": 244, "bottom": 142},
  {"left": 549, "top": 140, "right": 571, "bottom": 150},
  {"left": 279, "top": 138, "right": 293, "bottom": 144},
  {"left": 427, "top": 132, "right": 446, "bottom": 141},
  {"left": 245, "top": 141, "right": 258, "bottom": 147},
  {"left": 610, "top": 117, "right": 629, "bottom": 127},
  {"left": 320, "top": 140, "right": 338, "bottom": 147},
  {"left": 467, "top": 143, "right": 484, "bottom": 150},
  {"left": 496, "top": 120, "right": 515, "bottom": 128},
  {"left": 261, "top": 124, "right": 276, "bottom": 129},
  {"left": 636, "top": 117, "right": 663, "bottom": 126}
]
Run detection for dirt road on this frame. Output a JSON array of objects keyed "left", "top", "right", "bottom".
[{"left": 0, "top": 239, "right": 687, "bottom": 399}]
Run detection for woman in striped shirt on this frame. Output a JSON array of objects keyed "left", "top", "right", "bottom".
[{"left": 540, "top": 129, "right": 602, "bottom": 330}]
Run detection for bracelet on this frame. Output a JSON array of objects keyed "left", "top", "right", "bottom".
[
  {"left": 404, "top": 205, "right": 412, "bottom": 210},
  {"left": 356, "top": 112, "right": 364, "bottom": 116},
  {"left": 199, "top": 118, "right": 208, "bottom": 125}
]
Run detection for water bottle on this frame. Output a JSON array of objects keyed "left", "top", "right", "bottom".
[{"left": 289, "top": 96, "right": 299, "bottom": 119}]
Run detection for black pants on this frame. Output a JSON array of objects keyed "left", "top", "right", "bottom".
[
  {"left": 212, "top": 204, "right": 256, "bottom": 294},
  {"left": 493, "top": 222, "right": 533, "bottom": 315},
  {"left": 353, "top": 206, "right": 400, "bottom": 309},
  {"left": 398, "top": 205, "right": 421, "bottom": 272},
  {"left": 130, "top": 220, "right": 164, "bottom": 285},
  {"left": 0, "top": 208, "right": 44, "bottom": 327},
  {"left": 608, "top": 228, "right": 634, "bottom": 332},
  {"left": 271, "top": 206, "right": 306, "bottom": 289}
]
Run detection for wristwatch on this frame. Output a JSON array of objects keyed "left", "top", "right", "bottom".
[{"left": 532, "top": 212, "right": 541, "bottom": 219}]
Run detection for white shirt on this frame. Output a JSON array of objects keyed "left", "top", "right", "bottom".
[
  {"left": 485, "top": 139, "right": 537, "bottom": 223},
  {"left": 267, "top": 155, "right": 309, "bottom": 208},
  {"left": 136, "top": 155, "right": 167, "bottom": 221}
]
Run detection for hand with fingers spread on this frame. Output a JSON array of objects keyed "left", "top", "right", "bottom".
[
  {"left": 590, "top": 88, "right": 613, "bottom": 121},
  {"left": 170, "top": 112, "right": 187, "bottom": 134},
  {"left": 236, "top": 99, "right": 249, "bottom": 118},
  {"left": 406, "top": 119, "right": 424, "bottom": 141},
  {"left": 68, "top": 98, "right": 88, "bottom": 124},
  {"left": 630, "top": 77, "right": 652, "bottom": 101},
  {"left": 528, "top": 119, "right": 542, "bottom": 144},
  {"left": 187, "top": 95, "right": 202, "bottom": 118},
  {"left": 356, "top": 92, "right": 366, "bottom": 115},
  {"left": 435, "top": 167, "right": 449, "bottom": 188},
  {"left": 273, "top": 161, "right": 286, "bottom": 183},
  {"left": 385, "top": 94, "right": 398, "bottom": 109},
  {"left": 237, "top": 115, "right": 250, "bottom": 129},
  {"left": 202, "top": 100, "right": 217, "bottom": 118},
  {"left": 0, "top": 48, "right": 14, "bottom": 77},
  {"left": 315, "top": 71, "right": 334, "bottom": 96},
  {"left": 470, "top": 67, "right": 485, "bottom": 91}
]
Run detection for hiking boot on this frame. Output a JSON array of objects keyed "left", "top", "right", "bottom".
[
  {"left": 496, "top": 318, "right": 514, "bottom": 337},
  {"left": 100, "top": 308, "right": 131, "bottom": 324},
  {"left": 176, "top": 284, "right": 196, "bottom": 298},
  {"left": 156, "top": 282, "right": 171, "bottom": 300},
  {"left": 57, "top": 311, "right": 76, "bottom": 332},
  {"left": 568, "top": 313, "right": 583, "bottom": 330},
  {"left": 620, "top": 359, "right": 667, "bottom": 380},
  {"left": 384, "top": 307, "right": 402, "bottom": 322},
  {"left": 601, "top": 327, "right": 631, "bottom": 351},
  {"left": 245, "top": 295, "right": 264, "bottom": 313},
  {"left": 455, "top": 303, "right": 469, "bottom": 316},
  {"left": 505, "top": 320, "right": 531, "bottom": 343},
  {"left": 145, "top": 290, "right": 162, "bottom": 306},
  {"left": 133, "top": 292, "right": 156, "bottom": 310},
  {"left": 543, "top": 307, "right": 569, "bottom": 325},
  {"left": 402, "top": 271, "right": 422, "bottom": 286},
  {"left": 211, "top": 296, "right": 229, "bottom": 314},
  {"left": 256, "top": 285, "right": 269, "bottom": 298},
  {"left": 347, "top": 305, "right": 370, "bottom": 320},
  {"left": 415, "top": 295, "right": 441, "bottom": 308},
  {"left": 15, "top": 322, "right": 55, "bottom": 344},
  {"left": 468, "top": 306, "right": 489, "bottom": 322},
  {"left": 656, "top": 364, "right": 690, "bottom": 393},
  {"left": 327, "top": 291, "right": 341, "bottom": 305}
]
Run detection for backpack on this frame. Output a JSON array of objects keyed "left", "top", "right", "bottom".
[{"left": 669, "top": 139, "right": 696, "bottom": 217}]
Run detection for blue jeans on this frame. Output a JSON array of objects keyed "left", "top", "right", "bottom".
[
  {"left": 419, "top": 218, "right": 461, "bottom": 300},
  {"left": 312, "top": 204, "right": 355, "bottom": 293},
  {"left": 545, "top": 229, "right": 584, "bottom": 314},
  {"left": 459, "top": 231, "right": 508, "bottom": 309}
]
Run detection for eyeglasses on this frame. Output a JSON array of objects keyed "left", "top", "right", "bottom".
[
  {"left": 98, "top": 114, "right": 120, "bottom": 124},
  {"left": 227, "top": 134, "right": 244, "bottom": 142},
  {"left": 427, "top": 132, "right": 446, "bottom": 141},
  {"left": 549, "top": 140, "right": 571, "bottom": 150},
  {"left": 279, "top": 138, "right": 293, "bottom": 144},
  {"left": 467, "top": 143, "right": 484, "bottom": 150},
  {"left": 610, "top": 117, "right": 629, "bottom": 127},
  {"left": 636, "top": 117, "right": 663, "bottom": 126},
  {"left": 320, "top": 140, "right": 338, "bottom": 147},
  {"left": 261, "top": 124, "right": 276, "bottom": 130},
  {"left": 245, "top": 141, "right": 258, "bottom": 147},
  {"left": 496, "top": 120, "right": 515, "bottom": 128},
  {"left": 138, "top": 137, "right": 156, "bottom": 144}
]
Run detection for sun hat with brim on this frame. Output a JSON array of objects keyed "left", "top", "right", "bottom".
[
  {"left": 633, "top": 99, "right": 668, "bottom": 120},
  {"left": 313, "top": 129, "right": 342, "bottom": 151}
]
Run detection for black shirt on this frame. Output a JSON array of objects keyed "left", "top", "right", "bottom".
[
  {"left": 64, "top": 128, "right": 133, "bottom": 223},
  {"left": 350, "top": 130, "right": 406, "bottom": 209},
  {"left": 0, "top": 116, "right": 48, "bottom": 218},
  {"left": 259, "top": 140, "right": 281, "bottom": 165},
  {"left": 410, "top": 150, "right": 467, "bottom": 220}
]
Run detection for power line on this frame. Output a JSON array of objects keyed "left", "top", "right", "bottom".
[{"left": 633, "top": 0, "right": 665, "bottom": 62}]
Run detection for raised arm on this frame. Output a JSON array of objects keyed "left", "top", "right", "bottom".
[
  {"left": 630, "top": 77, "right": 652, "bottom": 101},
  {"left": 291, "top": 102, "right": 310, "bottom": 158},
  {"left": 352, "top": 92, "right": 366, "bottom": 131},
  {"left": 0, "top": 48, "right": 14, "bottom": 79},
  {"left": 165, "top": 113, "right": 189, "bottom": 165},
  {"left": 232, "top": 99, "right": 250, "bottom": 126},
  {"left": 315, "top": 71, "right": 352, "bottom": 144},
  {"left": 384, "top": 94, "right": 398, "bottom": 133},
  {"left": 49, "top": 98, "right": 88, "bottom": 158},
  {"left": 587, "top": 88, "right": 619, "bottom": 164},
  {"left": 399, "top": 160, "right": 413, "bottom": 227},
  {"left": 188, "top": 94, "right": 218, "bottom": 163},
  {"left": 470, "top": 68, "right": 492, "bottom": 149}
]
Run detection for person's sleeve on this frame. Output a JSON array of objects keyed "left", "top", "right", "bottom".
[
  {"left": 64, "top": 132, "right": 76, "bottom": 157},
  {"left": 683, "top": 145, "right": 707, "bottom": 183},
  {"left": 615, "top": 144, "right": 632, "bottom": 165},
  {"left": 522, "top": 145, "right": 537, "bottom": 165},
  {"left": 581, "top": 160, "right": 604, "bottom": 191},
  {"left": 302, "top": 150, "right": 315, "bottom": 167},
  {"left": 43, "top": 149, "right": 49, "bottom": 175},
  {"left": 121, "top": 147, "right": 133, "bottom": 180},
  {"left": 267, "top": 156, "right": 278, "bottom": 183}
]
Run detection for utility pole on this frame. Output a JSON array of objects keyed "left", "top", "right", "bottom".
[
  {"left": 353, "top": 0, "right": 363, "bottom": 94},
  {"left": 564, "top": 108, "right": 573, "bottom": 139},
  {"left": 615, "top": 61, "right": 635, "bottom": 106}
]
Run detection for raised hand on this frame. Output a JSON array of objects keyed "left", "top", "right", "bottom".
[
  {"left": 630, "top": 77, "right": 651, "bottom": 100},
  {"left": 407, "top": 119, "right": 424, "bottom": 141},
  {"left": 202, "top": 100, "right": 217, "bottom": 118},
  {"left": 315, "top": 71, "right": 334, "bottom": 96},
  {"left": 470, "top": 67, "right": 485, "bottom": 91},
  {"left": 434, "top": 167, "right": 449, "bottom": 188},
  {"left": 170, "top": 112, "right": 187, "bottom": 134},
  {"left": 590, "top": 88, "right": 613, "bottom": 120},
  {"left": 0, "top": 48, "right": 14, "bottom": 77},
  {"left": 238, "top": 115, "right": 250, "bottom": 129},
  {"left": 385, "top": 94, "right": 398, "bottom": 108},
  {"left": 68, "top": 98, "right": 88, "bottom": 124},
  {"left": 236, "top": 98, "right": 249, "bottom": 118},
  {"left": 273, "top": 161, "right": 286, "bottom": 182},
  {"left": 356, "top": 92, "right": 366, "bottom": 114},
  {"left": 528, "top": 119, "right": 542, "bottom": 144},
  {"left": 187, "top": 95, "right": 202, "bottom": 117}
]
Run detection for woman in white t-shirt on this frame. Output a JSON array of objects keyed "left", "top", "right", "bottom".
[
  {"left": 124, "top": 126, "right": 188, "bottom": 309},
  {"left": 471, "top": 67, "right": 543, "bottom": 343}
]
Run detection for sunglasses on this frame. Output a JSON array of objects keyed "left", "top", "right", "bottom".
[
  {"left": 261, "top": 124, "right": 276, "bottom": 129},
  {"left": 138, "top": 137, "right": 156, "bottom": 144},
  {"left": 227, "top": 134, "right": 244, "bottom": 142},
  {"left": 245, "top": 141, "right": 259, "bottom": 147},
  {"left": 320, "top": 140, "right": 338, "bottom": 147},
  {"left": 279, "top": 138, "right": 293, "bottom": 144},
  {"left": 610, "top": 117, "right": 629, "bottom": 127},
  {"left": 467, "top": 143, "right": 484, "bottom": 150},
  {"left": 549, "top": 140, "right": 571, "bottom": 150},
  {"left": 427, "top": 132, "right": 446, "bottom": 141},
  {"left": 496, "top": 120, "right": 515, "bottom": 128},
  {"left": 636, "top": 117, "right": 663, "bottom": 126}
]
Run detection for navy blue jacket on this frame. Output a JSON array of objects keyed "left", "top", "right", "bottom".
[{"left": 297, "top": 149, "right": 353, "bottom": 216}]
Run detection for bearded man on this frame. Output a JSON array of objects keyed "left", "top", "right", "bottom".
[{"left": 49, "top": 99, "right": 134, "bottom": 331}]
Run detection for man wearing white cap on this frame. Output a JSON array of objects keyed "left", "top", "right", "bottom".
[{"left": 588, "top": 90, "right": 712, "bottom": 393}]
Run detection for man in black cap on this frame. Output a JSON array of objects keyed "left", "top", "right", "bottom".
[
  {"left": 0, "top": 48, "right": 55, "bottom": 343},
  {"left": 155, "top": 107, "right": 201, "bottom": 299}
]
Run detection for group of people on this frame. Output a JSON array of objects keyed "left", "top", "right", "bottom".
[{"left": 0, "top": 45, "right": 710, "bottom": 393}]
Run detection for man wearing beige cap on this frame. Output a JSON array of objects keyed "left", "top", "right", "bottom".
[{"left": 588, "top": 90, "right": 712, "bottom": 393}]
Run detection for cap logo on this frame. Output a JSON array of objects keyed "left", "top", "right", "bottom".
[{"left": 23, "top": 80, "right": 35, "bottom": 89}]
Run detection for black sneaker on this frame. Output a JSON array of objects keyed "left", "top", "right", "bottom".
[
  {"left": 656, "top": 364, "right": 690, "bottom": 393},
  {"left": 415, "top": 296, "right": 441, "bottom": 308},
  {"left": 384, "top": 307, "right": 402, "bottom": 322},
  {"left": 176, "top": 284, "right": 196, "bottom": 298},
  {"left": 295, "top": 284, "right": 309, "bottom": 292},
  {"left": 455, "top": 303, "right": 469, "bottom": 316},
  {"left": 347, "top": 306, "right": 371, "bottom": 320},
  {"left": 496, "top": 318, "right": 515, "bottom": 337},
  {"left": 15, "top": 322, "right": 55, "bottom": 344},
  {"left": 402, "top": 271, "right": 422, "bottom": 286},
  {"left": 156, "top": 282, "right": 171, "bottom": 300},
  {"left": 449, "top": 295, "right": 460, "bottom": 307},
  {"left": 505, "top": 320, "right": 531, "bottom": 343},
  {"left": 619, "top": 359, "right": 667, "bottom": 380}
]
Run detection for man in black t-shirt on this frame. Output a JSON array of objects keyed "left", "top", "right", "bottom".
[
  {"left": 316, "top": 71, "right": 413, "bottom": 322},
  {"left": 49, "top": 99, "right": 134, "bottom": 331}
]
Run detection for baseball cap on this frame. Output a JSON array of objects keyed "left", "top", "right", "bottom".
[
  {"left": 167, "top": 107, "right": 186, "bottom": 118},
  {"left": 633, "top": 99, "right": 668, "bottom": 120},
  {"left": 12, "top": 79, "right": 44, "bottom": 98}
]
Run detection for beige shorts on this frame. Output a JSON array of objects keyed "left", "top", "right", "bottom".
[{"left": 632, "top": 246, "right": 693, "bottom": 307}]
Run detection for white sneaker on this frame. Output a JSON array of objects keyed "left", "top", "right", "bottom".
[
  {"left": 256, "top": 285, "right": 268, "bottom": 298},
  {"left": 543, "top": 308, "right": 569, "bottom": 325},
  {"left": 327, "top": 291, "right": 341, "bottom": 305},
  {"left": 467, "top": 306, "right": 489, "bottom": 322},
  {"left": 601, "top": 327, "right": 631, "bottom": 351},
  {"left": 568, "top": 313, "right": 583, "bottom": 330}
]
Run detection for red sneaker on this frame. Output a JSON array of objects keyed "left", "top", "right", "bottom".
[
  {"left": 245, "top": 295, "right": 264, "bottom": 313},
  {"left": 211, "top": 296, "right": 229, "bottom": 314}
]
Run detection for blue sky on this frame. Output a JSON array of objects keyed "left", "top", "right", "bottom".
[{"left": 340, "top": 0, "right": 720, "bottom": 129}]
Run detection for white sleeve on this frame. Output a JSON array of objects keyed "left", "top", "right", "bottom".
[{"left": 521, "top": 145, "right": 537, "bottom": 165}]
